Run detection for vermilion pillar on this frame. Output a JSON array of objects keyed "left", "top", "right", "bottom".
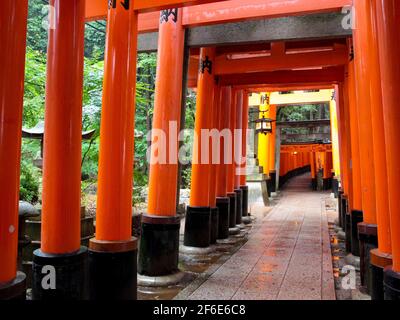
[
  {"left": 353, "top": 0, "right": 377, "bottom": 227},
  {"left": 268, "top": 105, "right": 277, "bottom": 193},
  {"left": 330, "top": 91, "right": 341, "bottom": 196},
  {"left": 258, "top": 94, "right": 270, "bottom": 175},
  {"left": 184, "top": 47, "right": 215, "bottom": 249},
  {"left": 338, "top": 82, "right": 353, "bottom": 232},
  {"left": 208, "top": 83, "right": 221, "bottom": 244},
  {"left": 375, "top": 0, "right": 400, "bottom": 300},
  {"left": 240, "top": 93, "right": 250, "bottom": 221},
  {"left": 88, "top": 1, "right": 138, "bottom": 300},
  {"left": 138, "top": 8, "right": 184, "bottom": 282},
  {"left": 310, "top": 152, "right": 317, "bottom": 190},
  {"left": 347, "top": 45, "right": 364, "bottom": 257},
  {"left": 233, "top": 90, "right": 244, "bottom": 226},
  {"left": 215, "top": 86, "right": 232, "bottom": 240},
  {"left": 227, "top": 89, "right": 238, "bottom": 233},
  {"left": 337, "top": 83, "right": 352, "bottom": 197},
  {"left": 0, "top": 0, "right": 28, "bottom": 300},
  {"left": 32, "top": 0, "right": 87, "bottom": 300},
  {"left": 356, "top": 0, "right": 391, "bottom": 298}
]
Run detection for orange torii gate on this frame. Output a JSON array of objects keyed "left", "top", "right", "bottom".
[{"left": 2, "top": 0, "right": 400, "bottom": 301}]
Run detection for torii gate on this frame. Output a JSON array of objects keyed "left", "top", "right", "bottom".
[{"left": 2, "top": 0, "right": 400, "bottom": 301}]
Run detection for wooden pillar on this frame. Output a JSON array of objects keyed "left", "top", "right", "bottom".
[
  {"left": 234, "top": 90, "right": 244, "bottom": 225},
  {"left": 353, "top": 0, "right": 377, "bottom": 226},
  {"left": 88, "top": 1, "right": 138, "bottom": 300},
  {"left": 215, "top": 86, "right": 232, "bottom": 240},
  {"left": 354, "top": 0, "right": 385, "bottom": 292},
  {"left": 184, "top": 47, "right": 216, "bottom": 249},
  {"left": 347, "top": 63, "right": 362, "bottom": 210},
  {"left": 310, "top": 152, "right": 317, "bottom": 190},
  {"left": 139, "top": 8, "right": 185, "bottom": 279},
  {"left": 0, "top": 0, "right": 28, "bottom": 299},
  {"left": 375, "top": 0, "right": 400, "bottom": 299},
  {"left": 258, "top": 93, "right": 270, "bottom": 175},
  {"left": 268, "top": 104, "right": 277, "bottom": 192},
  {"left": 227, "top": 89, "right": 238, "bottom": 230},
  {"left": 330, "top": 90, "right": 341, "bottom": 192},
  {"left": 209, "top": 82, "right": 221, "bottom": 243},
  {"left": 338, "top": 82, "right": 353, "bottom": 201},
  {"left": 32, "top": 0, "right": 87, "bottom": 300},
  {"left": 240, "top": 92, "right": 250, "bottom": 219}
]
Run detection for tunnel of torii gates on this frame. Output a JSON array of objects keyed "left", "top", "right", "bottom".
[{"left": 1, "top": 0, "right": 400, "bottom": 301}]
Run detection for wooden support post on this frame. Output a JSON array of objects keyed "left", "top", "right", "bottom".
[
  {"left": 240, "top": 92, "right": 250, "bottom": 219},
  {"left": 234, "top": 90, "right": 244, "bottom": 226},
  {"left": 0, "top": 0, "right": 28, "bottom": 300},
  {"left": 209, "top": 82, "right": 221, "bottom": 244},
  {"left": 32, "top": 0, "right": 87, "bottom": 300},
  {"left": 375, "top": 0, "right": 400, "bottom": 300},
  {"left": 184, "top": 47, "right": 216, "bottom": 249},
  {"left": 268, "top": 105, "right": 277, "bottom": 193},
  {"left": 88, "top": 1, "right": 138, "bottom": 300},
  {"left": 227, "top": 89, "right": 238, "bottom": 232},
  {"left": 353, "top": 0, "right": 377, "bottom": 226},
  {"left": 215, "top": 86, "right": 232, "bottom": 240},
  {"left": 330, "top": 90, "right": 341, "bottom": 196},
  {"left": 139, "top": 8, "right": 185, "bottom": 280}
]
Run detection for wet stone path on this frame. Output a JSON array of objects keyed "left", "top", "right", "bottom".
[{"left": 176, "top": 174, "right": 336, "bottom": 300}]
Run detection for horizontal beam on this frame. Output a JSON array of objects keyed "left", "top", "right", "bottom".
[
  {"left": 134, "top": 0, "right": 228, "bottom": 13},
  {"left": 218, "top": 67, "right": 345, "bottom": 86},
  {"left": 85, "top": 0, "right": 226, "bottom": 19},
  {"left": 183, "top": 0, "right": 351, "bottom": 26},
  {"left": 245, "top": 84, "right": 334, "bottom": 93},
  {"left": 214, "top": 45, "right": 348, "bottom": 75},
  {"left": 137, "top": 12, "right": 350, "bottom": 52},
  {"left": 277, "top": 120, "right": 331, "bottom": 128},
  {"left": 281, "top": 143, "right": 332, "bottom": 153},
  {"left": 188, "top": 12, "right": 351, "bottom": 47},
  {"left": 86, "top": 0, "right": 352, "bottom": 29}
]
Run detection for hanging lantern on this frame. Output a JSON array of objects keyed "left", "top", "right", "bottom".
[{"left": 255, "top": 116, "right": 273, "bottom": 135}]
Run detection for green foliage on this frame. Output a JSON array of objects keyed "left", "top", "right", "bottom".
[
  {"left": 23, "top": 48, "right": 46, "bottom": 127},
  {"left": 21, "top": 2, "right": 198, "bottom": 206},
  {"left": 278, "top": 103, "right": 330, "bottom": 136},
  {"left": 19, "top": 159, "right": 41, "bottom": 203}
]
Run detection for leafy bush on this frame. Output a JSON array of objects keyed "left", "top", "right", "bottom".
[{"left": 19, "top": 160, "right": 40, "bottom": 203}]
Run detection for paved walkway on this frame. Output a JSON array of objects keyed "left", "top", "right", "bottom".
[{"left": 186, "top": 174, "right": 336, "bottom": 300}]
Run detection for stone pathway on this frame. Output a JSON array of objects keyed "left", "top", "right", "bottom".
[{"left": 184, "top": 174, "right": 336, "bottom": 300}]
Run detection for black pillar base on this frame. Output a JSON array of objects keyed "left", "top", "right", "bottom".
[
  {"left": 358, "top": 223, "right": 378, "bottom": 293},
  {"left": 0, "top": 272, "right": 26, "bottom": 300},
  {"left": 340, "top": 194, "right": 348, "bottom": 230},
  {"left": 311, "top": 178, "right": 317, "bottom": 191},
  {"left": 139, "top": 215, "right": 180, "bottom": 276},
  {"left": 266, "top": 178, "right": 272, "bottom": 197},
  {"left": 370, "top": 249, "right": 392, "bottom": 300},
  {"left": 350, "top": 210, "right": 363, "bottom": 256},
  {"left": 323, "top": 178, "right": 332, "bottom": 190},
  {"left": 240, "top": 186, "right": 249, "bottom": 217},
  {"left": 210, "top": 207, "right": 219, "bottom": 245},
  {"left": 269, "top": 171, "right": 276, "bottom": 193},
  {"left": 338, "top": 191, "right": 343, "bottom": 228},
  {"left": 345, "top": 211, "right": 351, "bottom": 253},
  {"left": 216, "top": 197, "right": 230, "bottom": 240},
  {"left": 332, "top": 178, "right": 339, "bottom": 198},
  {"left": 89, "top": 238, "right": 137, "bottom": 300},
  {"left": 234, "top": 188, "right": 243, "bottom": 225},
  {"left": 184, "top": 206, "right": 211, "bottom": 248},
  {"left": 227, "top": 192, "right": 237, "bottom": 229},
  {"left": 32, "top": 247, "right": 88, "bottom": 300},
  {"left": 384, "top": 266, "right": 400, "bottom": 300}
]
